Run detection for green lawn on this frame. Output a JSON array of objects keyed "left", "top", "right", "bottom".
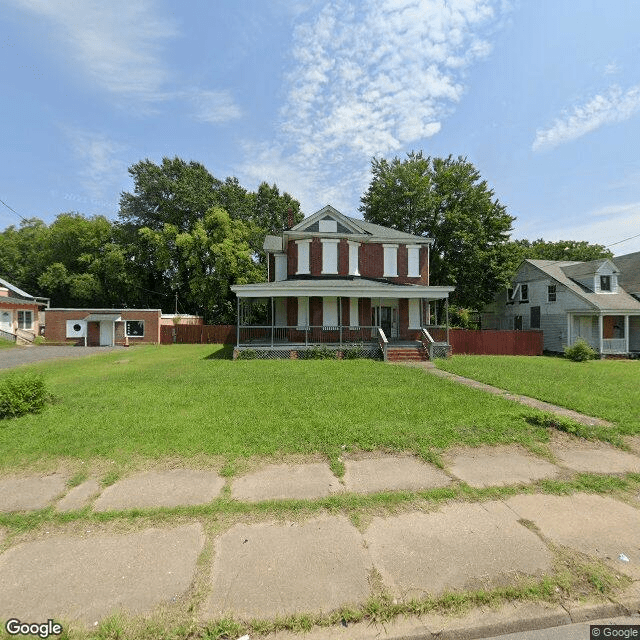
[
  {"left": 0, "top": 345, "right": 552, "bottom": 469},
  {"left": 0, "top": 338, "right": 16, "bottom": 349},
  {"left": 436, "top": 355, "right": 640, "bottom": 433}
]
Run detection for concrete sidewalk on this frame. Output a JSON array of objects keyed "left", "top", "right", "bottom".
[{"left": 2, "top": 444, "right": 640, "bottom": 638}]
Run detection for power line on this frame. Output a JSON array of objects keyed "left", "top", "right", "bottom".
[
  {"left": 606, "top": 232, "right": 640, "bottom": 249},
  {"left": 0, "top": 197, "right": 29, "bottom": 224}
]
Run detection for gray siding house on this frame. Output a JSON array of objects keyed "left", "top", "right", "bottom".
[{"left": 482, "top": 258, "right": 640, "bottom": 356}]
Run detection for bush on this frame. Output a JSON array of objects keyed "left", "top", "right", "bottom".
[
  {"left": 342, "top": 343, "right": 365, "bottom": 359},
  {"left": 301, "top": 345, "right": 337, "bottom": 359},
  {"left": 0, "top": 372, "right": 49, "bottom": 419},
  {"left": 564, "top": 339, "right": 598, "bottom": 362},
  {"left": 236, "top": 348, "right": 258, "bottom": 360}
]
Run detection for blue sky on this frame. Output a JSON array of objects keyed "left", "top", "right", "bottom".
[{"left": 2, "top": 0, "right": 640, "bottom": 255}]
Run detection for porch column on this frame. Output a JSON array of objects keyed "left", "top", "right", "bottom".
[
  {"left": 236, "top": 297, "right": 240, "bottom": 347},
  {"left": 625, "top": 315, "right": 630, "bottom": 354},
  {"left": 339, "top": 297, "right": 343, "bottom": 346},
  {"left": 598, "top": 313, "right": 603, "bottom": 356},
  {"left": 567, "top": 314, "right": 571, "bottom": 348},
  {"left": 271, "top": 297, "right": 274, "bottom": 348},
  {"left": 445, "top": 298, "right": 450, "bottom": 345}
]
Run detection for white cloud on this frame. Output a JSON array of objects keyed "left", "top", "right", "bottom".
[
  {"left": 604, "top": 62, "right": 620, "bottom": 76},
  {"left": 188, "top": 90, "right": 243, "bottom": 124},
  {"left": 533, "top": 85, "right": 640, "bottom": 152},
  {"left": 240, "top": 0, "right": 507, "bottom": 214},
  {"left": 9, "top": 0, "right": 242, "bottom": 122},
  {"left": 63, "top": 127, "right": 127, "bottom": 201}
]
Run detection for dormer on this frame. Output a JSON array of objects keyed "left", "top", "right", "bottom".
[{"left": 561, "top": 259, "right": 620, "bottom": 294}]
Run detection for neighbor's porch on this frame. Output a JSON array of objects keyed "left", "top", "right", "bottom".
[{"left": 567, "top": 313, "right": 640, "bottom": 355}]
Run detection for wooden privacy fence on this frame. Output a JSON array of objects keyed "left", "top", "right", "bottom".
[
  {"left": 161, "top": 325, "right": 543, "bottom": 355},
  {"left": 160, "top": 324, "right": 235, "bottom": 345},
  {"left": 428, "top": 328, "right": 543, "bottom": 356}
]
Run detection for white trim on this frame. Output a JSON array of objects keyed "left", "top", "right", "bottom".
[
  {"left": 233, "top": 282, "right": 454, "bottom": 299},
  {"left": 296, "top": 239, "right": 311, "bottom": 275},
  {"left": 319, "top": 219, "right": 338, "bottom": 233},
  {"left": 320, "top": 238, "right": 339, "bottom": 275},
  {"left": 408, "top": 299, "right": 420, "bottom": 329}
]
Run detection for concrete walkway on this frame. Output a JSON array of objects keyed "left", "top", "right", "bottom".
[
  {"left": 2, "top": 442, "right": 640, "bottom": 637},
  {"left": 409, "top": 361, "right": 613, "bottom": 427}
]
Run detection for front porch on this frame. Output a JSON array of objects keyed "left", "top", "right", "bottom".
[{"left": 568, "top": 313, "right": 640, "bottom": 356}]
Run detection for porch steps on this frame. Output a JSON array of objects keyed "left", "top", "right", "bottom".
[{"left": 386, "top": 343, "right": 428, "bottom": 362}]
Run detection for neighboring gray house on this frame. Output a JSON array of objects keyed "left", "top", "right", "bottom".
[
  {"left": 612, "top": 250, "right": 640, "bottom": 300},
  {"left": 482, "top": 258, "right": 640, "bottom": 355}
]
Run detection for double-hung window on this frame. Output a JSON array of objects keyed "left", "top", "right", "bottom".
[
  {"left": 17, "top": 310, "right": 32, "bottom": 330},
  {"left": 406, "top": 245, "right": 420, "bottom": 277},
  {"left": 547, "top": 285, "right": 556, "bottom": 302},
  {"left": 296, "top": 239, "right": 311, "bottom": 274},
  {"left": 321, "top": 239, "right": 339, "bottom": 274},
  {"left": 383, "top": 244, "right": 398, "bottom": 277},
  {"left": 600, "top": 275, "right": 611, "bottom": 291}
]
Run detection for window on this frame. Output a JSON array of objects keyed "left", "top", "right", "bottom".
[
  {"left": 274, "top": 254, "right": 287, "bottom": 281},
  {"left": 407, "top": 245, "right": 420, "bottom": 277},
  {"left": 348, "top": 241, "right": 360, "bottom": 276},
  {"left": 349, "top": 298, "right": 359, "bottom": 327},
  {"left": 383, "top": 244, "right": 398, "bottom": 277},
  {"left": 600, "top": 275, "right": 611, "bottom": 291},
  {"left": 520, "top": 284, "right": 529, "bottom": 302},
  {"left": 514, "top": 315, "right": 522, "bottom": 331},
  {"left": 17, "top": 310, "right": 32, "bottom": 330},
  {"left": 322, "top": 297, "right": 338, "bottom": 327},
  {"left": 296, "top": 240, "right": 310, "bottom": 274},
  {"left": 507, "top": 288, "right": 514, "bottom": 305},
  {"left": 297, "top": 297, "right": 309, "bottom": 328},
  {"left": 547, "top": 285, "right": 557, "bottom": 302},
  {"left": 125, "top": 320, "right": 144, "bottom": 337},
  {"left": 530, "top": 306, "right": 540, "bottom": 329},
  {"left": 408, "top": 299, "right": 420, "bottom": 329},
  {"left": 321, "top": 239, "right": 339, "bottom": 274},
  {"left": 319, "top": 218, "right": 337, "bottom": 232}
]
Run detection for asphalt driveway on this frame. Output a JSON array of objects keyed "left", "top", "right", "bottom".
[{"left": 0, "top": 345, "right": 121, "bottom": 370}]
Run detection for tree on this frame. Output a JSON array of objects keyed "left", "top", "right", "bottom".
[
  {"left": 360, "top": 152, "right": 518, "bottom": 309},
  {"left": 511, "top": 238, "right": 613, "bottom": 262}
]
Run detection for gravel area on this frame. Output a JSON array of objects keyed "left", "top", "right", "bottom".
[{"left": 0, "top": 345, "right": 122, "bottom": 370}]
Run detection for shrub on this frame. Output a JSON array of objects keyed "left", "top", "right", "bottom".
[
  {"left": 301, "top": 345, "right": 336, "bottom": 359},
  {"left": 564, "top": 339, "right": 598, "bottom": 362},
  {"left": 237, "top": 348, "right": 258, "bottom": 360},
  {"left": 342, "top": 343, "right": 365, "bottom": 359},
  {"left": 0, "top": 372, "right": 49, "bottom": 419}
]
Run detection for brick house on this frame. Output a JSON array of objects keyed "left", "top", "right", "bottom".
[
  {"left": 45, "top": 309, "right": 162, "bottom": 346},
  {"left": 230, "top": 205, "right": 454, "bottom": 359},
  {"left": 0, "top": 277, "right": 49, "bottom": 343}
]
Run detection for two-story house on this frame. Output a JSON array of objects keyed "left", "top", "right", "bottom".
[
  {"left": 481, "top": 258, "right": 640, "bottom": 356},
  {"left": 230, "top": 205, "right": 454, "bottom": 359}
]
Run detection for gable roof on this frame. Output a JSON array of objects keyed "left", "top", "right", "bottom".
[
  {"left": 288, "top": 205, "right": 432, "bottom": 244},
  {"left": 561, "top": 258, "right": 619, "bottom": 278},
  {"left": 0, "top": 276, "right": 36, "bottom": 300},
  {"left": 613, "top": 251, "right": 640, "bottom": 294},
  {"left": 523, "top": 259, "right": 640, "bottom": 311}
]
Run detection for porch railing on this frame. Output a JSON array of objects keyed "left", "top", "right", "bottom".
[
  {"left": 602, "top": 338, "right": 627, "bottom": 354},
  {"left": 238, "top": 325, "right": 379, "bottom": 347}
]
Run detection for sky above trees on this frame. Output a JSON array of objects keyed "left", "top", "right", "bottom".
[{"left": 2, "top": 1, "right": 640, "bottom": 254}]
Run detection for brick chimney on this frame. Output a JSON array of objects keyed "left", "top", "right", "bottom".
[
  {"left": 0, "top": 288, "right": 9, "bottom": 297},
  {"left": 287, "top": 207, "right": 294, "bottom": 230}
]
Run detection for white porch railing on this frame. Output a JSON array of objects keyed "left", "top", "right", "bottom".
[{"left": 602, "top": 338, "right": 626, "bottom": 354}]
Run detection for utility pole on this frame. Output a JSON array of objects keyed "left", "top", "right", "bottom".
[{"left": 175, "top": 292, "right": 178, "bottom": 314}]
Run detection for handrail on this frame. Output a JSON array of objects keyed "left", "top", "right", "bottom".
[
  {"left": 0, "top": 329, "right": 17, "bottom": 342},
  {"left": 377, "top": 327, "right": 388, "bottom": 361},
  {"left": 421, "top": 328, "right": 434, "bottom": 344}
]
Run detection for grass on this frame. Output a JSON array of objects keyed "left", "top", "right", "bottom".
[
  {"left": 0, "top": 345, "right": 553, "bottom": 469},
  {"left": 436, "top": 355, "right": 640, "bottom": 434},
  {"left": 0, "top": 338, "right": 16, "bottom": 349}
]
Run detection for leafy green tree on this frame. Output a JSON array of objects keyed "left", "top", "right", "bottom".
[
  {"left": 360, "top": 152, "right": 518, "bottom": 309},
  {"left": 512, "top": 238, "right": 613, "bottom": 262}
]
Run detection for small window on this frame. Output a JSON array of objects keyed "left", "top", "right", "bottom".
[
  {"left": 530, "top": 306, "right": 540, "bottom": 329},
  {"left": 17, "top": 310, "right": 33, "bottom": 330},
  {"left": 126, "top": 320, "right": 144, "bottom": 337},
  {"left": 547, "top": 285, "right": 556, "bottom": 302},
  {"left": 600, "top": 275, "right": 611, "bottom": 291},
  {"left": 514, "top": 315, "right": 522, "bottom": 331},
  {"left": 507, "top": 288, "right": 514, "bottom": 304},
  {"left": 520, "top": 284, "right": 529, "bottom": 302}
]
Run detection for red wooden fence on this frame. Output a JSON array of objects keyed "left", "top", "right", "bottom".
[{"left": 161, "top": 325, "right": 543, "bottom": 355}]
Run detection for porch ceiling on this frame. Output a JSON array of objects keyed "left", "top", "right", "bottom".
[{"left": 231, "top": 279, "right": 454, "bottom": 299}]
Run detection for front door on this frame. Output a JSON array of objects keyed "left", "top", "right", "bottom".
[
  {"left": 380, "top": 307, "right": 392, "bottom": 338},
  {"left": 0, "top": 311, "right": 11, "bottom": 333},
  {"left": 99, "top": 321, "right": 113, "bottom": 346},
  {"left": 576, "top": 316, "right": 593, "bottom": 343}
]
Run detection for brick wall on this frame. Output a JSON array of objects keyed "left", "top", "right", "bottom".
[
  {"left": 310, "top": 238, "right": 322, "bottom": 276},
  {"left": 45, "top": 310, "right": 161, "bottom": 345}
]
